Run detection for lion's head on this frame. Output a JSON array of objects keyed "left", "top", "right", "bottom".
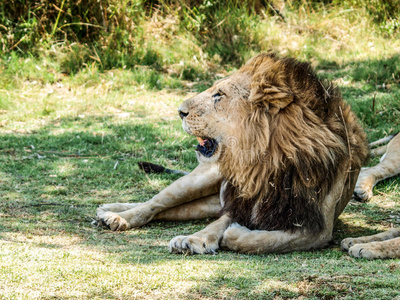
[
  {"left": 179, "top": 53, "right": 367, "bottom": 215},
  {"left": 178, "top": 54, "right": 299, "bottom": 160},
  {"left": 178, "top": 66, "right": 252, "bottom": 161}
]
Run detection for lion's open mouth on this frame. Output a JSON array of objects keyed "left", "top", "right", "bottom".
[{"left": 196, "top": 137, "right": 218, "bottom": 157}]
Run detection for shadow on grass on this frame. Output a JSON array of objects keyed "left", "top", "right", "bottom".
[
  {"left": 0, "top": 113, "right": 198, "bottom": 251},
  {"left": 0, "top": 56, "right": 399, "bottom": 281},
  {"left": 0, "top": 113, "right": 399, "bottom": 259}
]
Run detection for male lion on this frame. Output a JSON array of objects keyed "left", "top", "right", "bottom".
[
  {"left": 97, "top": 53, "right": 368, "bottom": 254},
  {"left": 342, "top": 133, "right": 400, "bottom": 259}
]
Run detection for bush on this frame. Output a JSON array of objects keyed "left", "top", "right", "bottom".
[
  {"left": 1, "top": 0, "right": 399, "bottom": 81},
  {"left": 0, "top": 0, "right": 270, "bottom": 68}
]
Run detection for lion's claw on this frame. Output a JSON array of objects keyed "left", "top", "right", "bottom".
[{"left": 348, "top": 244, "right": 375, "bottom": 259}]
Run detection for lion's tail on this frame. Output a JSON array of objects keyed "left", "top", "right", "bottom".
[
  {"left": 369, "top": 132, "right": 398, "bottom": 157},
  {"left": 137, "top": 161, "right": 189, "bottom": 175}
]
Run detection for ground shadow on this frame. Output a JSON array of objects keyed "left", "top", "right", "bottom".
[{"left": 0, "top": 56, "right": 399, "bottom": 272}]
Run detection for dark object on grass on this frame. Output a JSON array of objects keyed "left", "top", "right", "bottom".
[{"left": 138, "top": 162, "right": 189, "bottom": 175}]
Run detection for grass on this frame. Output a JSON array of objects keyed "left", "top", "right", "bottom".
[{"left": 1, "top": 1, "right": 400, "bottom": 299}]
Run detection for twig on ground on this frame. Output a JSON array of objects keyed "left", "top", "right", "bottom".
[{"left": 20, "top": 203, "right": 94, "bottom": 209}]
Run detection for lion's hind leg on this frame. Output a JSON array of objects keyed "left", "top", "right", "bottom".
[
  {"left": 98, "top": 203, "right": 141, "bottom": 213},
  {"left": 341, "top": 228, "right": 400, "bottom": 259}
]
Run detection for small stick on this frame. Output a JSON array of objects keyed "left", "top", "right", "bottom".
[{"left": 20, "top": 203, "right": 92, "bottom": 208}]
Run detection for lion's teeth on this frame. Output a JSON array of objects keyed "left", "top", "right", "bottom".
[{"left": 197, "top": 137, "right": 206, "bottom": 146}]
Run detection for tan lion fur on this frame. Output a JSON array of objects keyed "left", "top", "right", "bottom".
[{"left": 97, "top": 53, "right": 369, "bottom": 255}]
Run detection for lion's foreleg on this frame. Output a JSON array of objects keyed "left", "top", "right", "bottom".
[
  {"left": 220, "top": 224, "right": 331, "bottom": 254},
  {"left": 98, "top": 194, "right": 221, "bottom": 221},
  {"left": 97, "top": 163, "right": 223, "bottom": 231},
  {"left": 169, "top": 215, "right": 232, "bottom": 254},
  {"left": 154, "top": 194, "right": 221, "bottom": 221}
]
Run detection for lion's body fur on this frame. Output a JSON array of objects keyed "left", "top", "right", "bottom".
[{"left": 97, "top": 53, "right": 369, "bottom": 255}]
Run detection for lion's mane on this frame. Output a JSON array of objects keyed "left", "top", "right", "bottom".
[{"left": 220, "top": 53, "right": 368, "bottom": 233}]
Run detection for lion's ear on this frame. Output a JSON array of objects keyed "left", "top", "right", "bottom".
[{"left": 249, "top": 80, "right": 294, "bottom": 115}]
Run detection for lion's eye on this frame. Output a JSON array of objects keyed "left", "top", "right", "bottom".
[{"left": 212, "top": 91, "right": 223, "bottom": 103}]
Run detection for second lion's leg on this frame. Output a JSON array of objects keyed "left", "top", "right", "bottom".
[
  {"left": 154, "top": 194, "right": 221, "bottom": 221},
  {"left": 341, "top": 228, "right": 400, "bottom": 251},
  {"left": 347, "top": 236, "right": 400, "bottom": 259},
  {"left": 354, "top": 134, "right": 400, "bottom": 201}
]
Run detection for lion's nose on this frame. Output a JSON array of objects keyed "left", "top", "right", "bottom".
[{"left": 179, "top": 110, "right": 189, "bottom": 119}]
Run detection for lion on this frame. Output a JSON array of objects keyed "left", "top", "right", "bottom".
[
  {"left": 97, "top": 53, "right": 369, "bottom": 254},
  {"left": 341, "top": 133, "right": 400, "bottom": 259}
]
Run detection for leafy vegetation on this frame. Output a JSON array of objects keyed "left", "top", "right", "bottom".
[{"left": 0, "top": 0, "right": 399, "bottom": 299}]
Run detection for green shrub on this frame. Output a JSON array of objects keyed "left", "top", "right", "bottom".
[
  {"left": 0, "top": 0, "right": 268, "bottom": 69},
  {"left": 1, "top": 0, "right": 400, "bottom": 87}
]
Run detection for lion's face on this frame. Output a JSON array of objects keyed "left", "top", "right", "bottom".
[{"left": 178, "top": 73, "right": 252, "bottom": 159}]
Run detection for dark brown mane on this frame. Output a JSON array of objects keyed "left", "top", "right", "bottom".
[{"left": 220, "top": 54, "right": 368, "bottom": 233}]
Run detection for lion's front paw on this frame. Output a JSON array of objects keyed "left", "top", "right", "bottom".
[
  {"left": 353, "top": 186, "right": 373, "bottom": 202},
  {"left": 169, "top": 234, "right": 219, "bottom": 255},
  {"left": 353, "top": 172, "right": 374, "bottom": 202},
  {"left": 348, "top": 243, "right": 382, "bottom": 259},
  {"left": 96, "top": 209, "right": 130, "bottom": 231},
  {"left": 96, "top": 203, "right": 155, "bottom": 230}
]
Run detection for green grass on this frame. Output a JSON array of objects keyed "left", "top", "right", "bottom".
[
  {"left": 1, "top": 1, "right": 400, "bottom": 299},
  {"left": 0, "top": 64, "right": 399, "bottom": 300}
]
